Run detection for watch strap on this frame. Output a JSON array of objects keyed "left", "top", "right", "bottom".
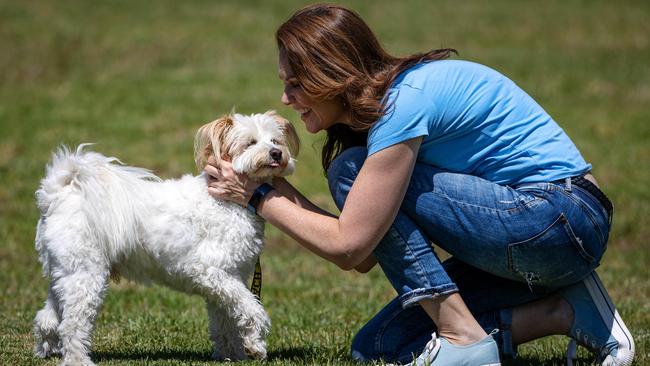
[{"left": 247, "top": 183, "right": 274, "bottom": 215}]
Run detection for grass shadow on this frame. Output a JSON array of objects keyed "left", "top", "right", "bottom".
[
  {"left": 504, "top": 355, "right": 595, "bottom": 366},
  {"left": 92, "top": 346, "right": 327, "bottom": 363},
  {"left": 267, "top": 345, "right": 325, "bottom": 361},
  {"left": 92, "top": 349, "right": 211, "bottom": 363}
]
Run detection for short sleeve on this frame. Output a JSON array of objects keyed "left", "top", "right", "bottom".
[{"left": 367, "top": 84, "right": 434, "bottom": 156}]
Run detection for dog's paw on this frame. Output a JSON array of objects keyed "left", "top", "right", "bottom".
[
  {"left": 240, "top": 307, "right": 270, "bottom": 353},
  {"left": 244, "top": 340, "right": 267, "bottom": 360},
  {"left": 34, "top": 341, "right": 62, "bottom": 358},
  {"left": 211, "top": 345, "right": 248, "bottom": 362},
  {"left": 210, "top": 350, "right": 228, "bottom": 362},
  {"left": 61, "top": 354, "right": 96, "bottom": 366}
]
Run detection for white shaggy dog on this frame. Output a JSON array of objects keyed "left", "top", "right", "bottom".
[{"left": 32, "top": 111, "right": 299, "bottom": 366}]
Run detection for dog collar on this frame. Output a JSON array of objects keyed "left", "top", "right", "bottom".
[{"left": 247, "top": 183, "right": 274, "bottom": 215}]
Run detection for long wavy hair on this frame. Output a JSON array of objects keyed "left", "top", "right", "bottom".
[{"left": 276, "top": 3, "right": 456, "bottom": 172}]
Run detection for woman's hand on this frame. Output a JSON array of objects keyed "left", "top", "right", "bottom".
[{"left": 204, "top": 156, "right": 260, "bottom": 207}]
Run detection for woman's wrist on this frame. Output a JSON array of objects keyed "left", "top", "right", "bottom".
[{"left": 247, "top": 183, "right": 275, "bottom": 215}]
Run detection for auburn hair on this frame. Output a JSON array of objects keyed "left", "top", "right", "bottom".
[{"left": 276, "top": 3, "right": 456, "bottom": 172}]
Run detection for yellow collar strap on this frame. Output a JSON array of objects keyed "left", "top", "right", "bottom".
[{"left": 250, "top": 257, "right": 262, "bottom": 300}]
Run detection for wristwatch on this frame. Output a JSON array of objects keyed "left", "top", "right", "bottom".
[{"left": 247, "top": 183, "right": 274, "bottom": 215}]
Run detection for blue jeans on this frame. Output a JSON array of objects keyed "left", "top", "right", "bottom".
[{"left": 327, "top": 147, "right": 611, "bottom": 362}]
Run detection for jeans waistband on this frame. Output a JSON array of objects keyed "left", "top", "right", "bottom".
[{"left": 553, "top": 175, "right": 613, "bottom": 223}]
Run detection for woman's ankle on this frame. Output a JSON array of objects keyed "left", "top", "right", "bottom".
[
  {"left": 511, "top": 295, "right": 575, "bottom": 345},
  {"left": 419, "top": 294, "right": 488, "bottom": 345},
  {"left": 438, "top": 325, "right": 489, "bottom": 345},
  {"left": 549, "top": 295, "right": 574, "bottom": 334}
]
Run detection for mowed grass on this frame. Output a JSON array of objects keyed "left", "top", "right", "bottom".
[{"left": 1, "top": 0, "right": 648, "bottom": 365}]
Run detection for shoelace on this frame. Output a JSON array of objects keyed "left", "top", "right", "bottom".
[
  {"left": 566, "top": 340, "right": 577, "bottom": 366},
  {"left": 420, "top": 333, "right": 442, "bottom": 365},
  {"left": 566, "top": 338, "right": 608, "bottom": 366},
  {"left": 387, "top": 334, "right": 442, "bottom": 366}
]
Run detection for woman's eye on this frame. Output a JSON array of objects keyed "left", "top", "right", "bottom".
[{"left": 285, "top": 79, "right": 300, "bottom": 89}]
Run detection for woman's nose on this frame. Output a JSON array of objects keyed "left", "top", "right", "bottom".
[{"left": 281, "top": 91, "right": 291, "bottom": 106}]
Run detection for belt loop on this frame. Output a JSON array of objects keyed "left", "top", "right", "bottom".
[{"left": 565, "top": 177, "right": 572, "bottom": 192}]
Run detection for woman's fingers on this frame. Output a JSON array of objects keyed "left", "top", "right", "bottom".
[
  {"left": 204, "top": 157, "right": 236, "bottom": 180},
  {"left": 202, "top": 158, "right": 254, "bottom": 206},
  {"left": 204, "top": 163, "right": 221, "bottom": 179},
  {"left": 207, "top": 186, "right": 226, "bottom": 197}
]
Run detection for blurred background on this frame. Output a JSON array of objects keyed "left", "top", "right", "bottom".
[{"left": 1, "top": 1, "right": 648, "bottom": 364}]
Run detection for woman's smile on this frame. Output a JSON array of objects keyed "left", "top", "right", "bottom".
[{"left": 278, "top": 50, "right": 348, "bottom": 133}]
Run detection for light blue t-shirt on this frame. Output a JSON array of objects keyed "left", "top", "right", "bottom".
[{"left": 367, "top": 60, "right": 591, "bottom": 185}]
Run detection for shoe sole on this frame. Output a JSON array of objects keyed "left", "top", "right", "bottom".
[{"left": 584, "top": 272, "right": 635, "bottom": 366}]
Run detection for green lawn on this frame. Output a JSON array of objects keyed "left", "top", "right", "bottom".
[{"left": 1, "top": 0, "right": 648, "bottom": 365}]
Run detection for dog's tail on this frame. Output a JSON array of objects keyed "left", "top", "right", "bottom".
[{"left": 35, "top": 144, "right": 160, "bottom": 256}]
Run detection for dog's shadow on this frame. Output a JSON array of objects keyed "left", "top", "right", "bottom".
[{"left": 92, "top": 345, "right": 325, "bottom": 363}]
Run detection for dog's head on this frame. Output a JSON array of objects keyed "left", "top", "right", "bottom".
[{"left": 194, "top": 111, "right": 300, "bottom": 179}]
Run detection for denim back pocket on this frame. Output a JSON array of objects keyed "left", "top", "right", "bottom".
[{"left": 507, "top": 213, "right": 597, "bottom": 288}]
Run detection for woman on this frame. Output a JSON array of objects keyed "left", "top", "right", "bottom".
[{"left": 205, "top": 4, "right": 634, "bottom": 365}]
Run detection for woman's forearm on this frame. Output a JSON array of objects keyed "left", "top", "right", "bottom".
[
  {"left": 273, "top": 178, "right": 377, "bottom": 273},
  {"left": 259, "top": 140, "right": 421, "bottom": 271},
  {"left": 272, "top": 177, "right": 337, "bottom": 218},
  {"left": 257, "top": 191, "right": 362, "bottom": 270}
]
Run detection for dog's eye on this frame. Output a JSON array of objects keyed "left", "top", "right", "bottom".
[
  {"left": 248, "top": 139, "right": 257, "bottom": 147},
  {"left": 271, "top": 139, "right": 279, "bottom": 145}
]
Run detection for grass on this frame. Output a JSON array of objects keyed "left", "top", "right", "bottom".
[{"left": 1, "top": 0, "right": 648, "bottom": 364}]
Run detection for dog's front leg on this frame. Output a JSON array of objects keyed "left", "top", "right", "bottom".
[
  {"left": 206, "top": 300, "right": 247, "bottom": 361},
  {"left": 191, "top": 267, "right": 270, "bottom": 360}
]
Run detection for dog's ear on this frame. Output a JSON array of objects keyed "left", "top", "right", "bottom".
[
  {"left": 194, "top": 115, "right": 234, "bottom": 171},
  {"left": 265, "top": 110, "right": 300, "bottom": 157}
]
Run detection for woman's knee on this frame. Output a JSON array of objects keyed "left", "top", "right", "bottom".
[
  {"left": 350, "top": 326, "right": 376, "bottom": 362},
  {"left": 326, "top": 146, "right": 367, "bottom": 209}
]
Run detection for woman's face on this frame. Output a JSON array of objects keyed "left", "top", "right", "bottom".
[{"left": 278, "top": 50, "right": 349, "bottom": 134}]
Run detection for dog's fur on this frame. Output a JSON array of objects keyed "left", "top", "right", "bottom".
[{"left": 32, "top": 111, "right": 299, "bottom": 365}]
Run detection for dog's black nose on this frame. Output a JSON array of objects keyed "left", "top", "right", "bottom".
[{"left": 270, "top": 148, "right": 282, "bottom": 162}]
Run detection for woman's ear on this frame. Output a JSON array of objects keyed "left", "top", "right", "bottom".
[{"left": 194, "top": 114, "right": 234, "bottom": 171}]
